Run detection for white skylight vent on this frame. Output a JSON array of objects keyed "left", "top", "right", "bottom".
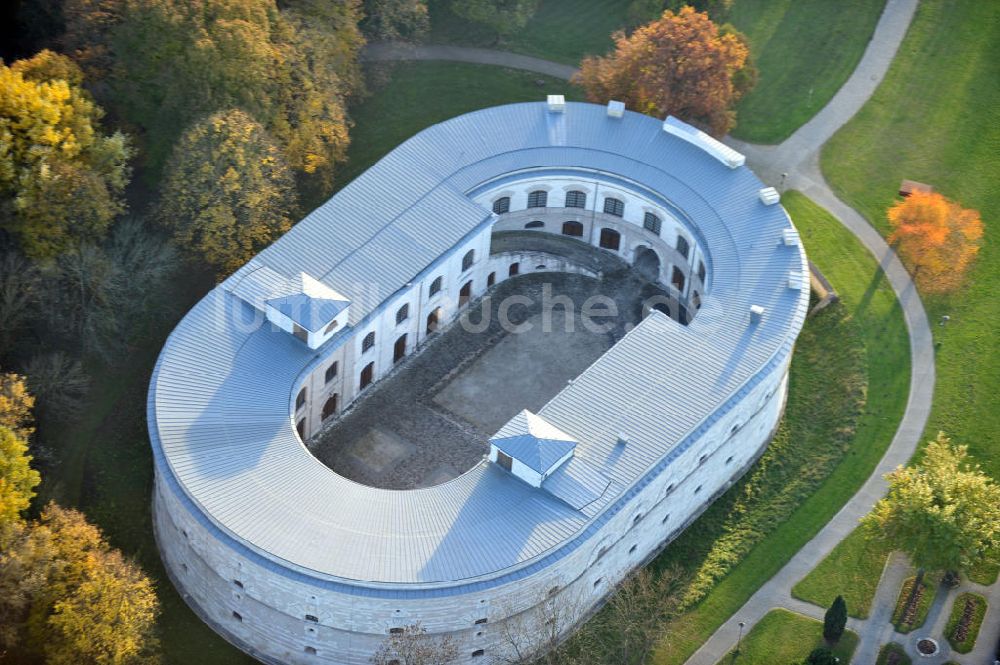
[
  {"left": 617, "top": 433, "right": 630, "bottom": 446},
  {"left": 759, "top": 187, "right": 780, "bottom": 205},
  {"left": 782, "top": 228, "right": 800, "bottom": 246},
  {"left": 607, "top": 100, "right": 625, "bottom": 118},
  {"left": 750, "top": 305, "right": 766, "bottom": 324},
  {"left": 788, "top": 271, "right": 805, "bottom": 290},
  {"left": 547, "top": 95, "right": 566, "bottom": 113},
  {"left": 662, "top": 116, "right": 745, "bottom": 169}
]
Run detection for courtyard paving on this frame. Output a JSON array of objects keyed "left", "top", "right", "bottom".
[{"left": 310, "top": 264, "right": 668, "bottom": 489}]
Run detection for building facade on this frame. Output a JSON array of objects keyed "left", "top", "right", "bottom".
[{"left": 149, "top": 100, "right": 810, "bottom": 664}]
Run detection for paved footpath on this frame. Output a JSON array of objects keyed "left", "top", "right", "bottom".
[{"left": 360, "top": 3, "right": 1000, "bottom": 662}]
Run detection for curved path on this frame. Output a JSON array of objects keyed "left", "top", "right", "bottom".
[{"left": 362, "top": 1, "right": 942, "bottom": 661}]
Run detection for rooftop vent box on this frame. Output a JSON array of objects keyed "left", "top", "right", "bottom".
[
  {"left": 607, "top": 100, "right": 625, "bottom": 118},
  {"left": 547, "top": 95, "right": 566, "bottom": 113},
  {"left": 661, "top": 116, "right": 745, "bottom": 169},
  {"left": 782, "top": 228, "right": 800, "bottom": 246},
  {"left": 759, "top": 187, "right": 780, "bottom": 205},
  {"left": 788, "top": 271, "right": 805, "bottom": 290},
  {"left": 617, "top": 433, "right": 630, "bottom": 446},
  {"left": 749, "top": 304, "right": 766, "bottom": 324}
]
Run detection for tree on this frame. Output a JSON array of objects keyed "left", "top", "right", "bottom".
[
  {"left": 823, "top": 595, "right": 847, "bottom": 644},
  {"left": 596, "top": 567, "right": 683, "bottom": 665},
  {"left": 804, "top": 646, "right": 838, "bottom": 665},
  {"left": 0, "top": 51, "right": 132, "bottom": 258},
  {"left": 862, "top": 433, "right": 1000, "bottom": 585},
  {"left": 0, "top": 252, "right": 41, "bottom": 353},
  {"left": 87, "top": 0, "right": 356, "bottom": 187},
  {"left": 887, "top": 191, "right": 983, "bottom": 294},
  {"left": 46, "top": 548, "right": 160, "bottom": 665},
  {"left": 157, "top": 110, "right": 297, "bottom": 277},
  {"left": 371, "top": 623, "right": 458, "bottom": 665},
  {"left": 0, "top": 371, "right": 35, "bottom": 440},
  {"left": 22, "top": 353, "right": 90, "bottom": 422},
  {"left": 450, "top": 0, "right": 539, "bottom": 41},
  {"left": 361, "top": 0, "right": 429, "bottom": 42},
  {"left": 574, "top": 7, "right": 753, "bottom": 136},
  {"left": 0, "top": 426, "right": 40, "bottom": 532}
]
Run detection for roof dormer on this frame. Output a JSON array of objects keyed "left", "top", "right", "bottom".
[{"left": 489, "top": 410, "right": 576, "bottom": 488}]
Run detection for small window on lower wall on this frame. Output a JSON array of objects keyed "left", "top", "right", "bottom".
[
  {"left": 472, "top": 650, "right": 485, "bottom": 658},
  {"left": 661, "top": 513, "right": 670, "bottom": 525},
  {"left": 389, "top": 627, "right": 405, "bottom": 635},
  {"left": 487, "top": 272, "right": 496, "bottom": 287},
  {"left": 599, "top": 228, "right": 621, "bottom": 251},
  {"left": 628, "top": 544, "right": 638, "bottom": 554},
  {"left": 593, "top": 578, "right": 603, "bottom": 588},
  {"left": 474, "top": 617, "right": 488, "bottom": 625},
  {"left": 562, "top": 220, "right": 584, "bottom": 237},
  {"left": 694, "top": 485, "right": 703, "bottom": 495},
  {"left": 232, "top": 611, "right": 243, "bottom": 622},
  {"left": 304, "top": 646, "right": 317, "bottom": 655},
  {"left": 305, "top": 614, "right": 318, "bottom": 623},
  {"left": 525, "top": 220, "right": 544, "bottom": 229},
  {"left": 726, "top": 456, "right": 734, "bottom": 465},
  {"left": 296, "top": 419, "right": 306, "bottom": 439},
  {"left": 508, "top": 262, "right": 519, "bottom": 276}
]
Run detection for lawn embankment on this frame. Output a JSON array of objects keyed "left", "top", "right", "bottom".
[
  {"left": 822, "top": 0, "right": 1000, "bottom": 477},
  {"left": 714, "top": 609, "right": 858, "bottom": 665},
  {"left": 649, "top": 191, "right": 909, "bottom": 664},
  {"left": 792, "top": 527, "right": 891, "bottom": 619},
  {"left": 728, "top": 0, "right": 885, "bottom": 143}
]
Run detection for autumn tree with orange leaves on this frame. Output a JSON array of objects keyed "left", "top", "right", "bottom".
[
  {"left": 887, "top": 191, "right": 983, "bottom": 294},
  {"left": 573, "top": 6, "right": 753, "bottom": 136}
]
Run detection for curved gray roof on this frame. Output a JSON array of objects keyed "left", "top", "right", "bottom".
[{"left": 148, "top": 102, "right": 809, "bottom": 587}]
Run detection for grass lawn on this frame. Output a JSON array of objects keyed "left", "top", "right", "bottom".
[
  {"left": 792, "top": 527, "right": 891, "bottom": 619},
  {"left": 945, "top": 592, "right": 987, "bottom": 654},
  {"left": 713, "top": 609, "right": 858, "bottom": 665},
  {"left": 968, "top": 562, "right": 999, "bottom": 586},
  {"left": 728, "top": 0, "right": 886, "bottom": 143},
  {"left": 822, "top": 0, "right": 1000, "bottom": 478},
  {"left": 338, "top": 62, "right": 582, "bottom": 188},
  {"left": 877, "top": 642, "right": 911, "bottom": 665},
  {"left": 891, "top": 574, "right": 939, "bottom": 633},
  {"left": 425, "top": 0, "right": 628, "bottom": 65},
  {"left": 650, "top": 191, "right": 909, "bottom": 664}
]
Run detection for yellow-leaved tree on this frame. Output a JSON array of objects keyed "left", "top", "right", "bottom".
[
  {"left": 0, "top": 50, "right": 132, "bottom": 258},
  {"left": 0, "top": 426, "right": 40, "bottom": 534},
  {"left": 156, "top": 109, "right": 298, "bottom": 278},
  {"left": 887, "top": 191, "right": 983, "bottom": 294}
]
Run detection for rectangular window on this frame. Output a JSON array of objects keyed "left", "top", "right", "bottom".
[
  {"left": 603, "top": 197, "right": 624, "bottom": 217},
  {"left": 565, "top": 190, "right": 586, "bottom": 208},
  {"left": 492, "top": 197, "right": 510, "bottom": 214},
  {"left": 527, "top": 190, "right": 548, "bottom": 208},
  {"left": 497, "top": 451, "right": 513, "bottom": 472},
  {"left": 643, "top": 212, "right": 662, "bottom": 235},
  {"left": 324, "top": 362, "right": 338, "bottom": 384},
  {"left": 362, "top": 331, "right": 376, "bottom": 353}
]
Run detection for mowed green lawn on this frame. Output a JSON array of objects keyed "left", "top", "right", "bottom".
[
  {"left": 793, "top": 527, "right": 891, "bottom": 619},
  {"left": 822, "top": 0, "right": 1000, "bottom": 477},
  {"left": 714, "top": 609, "right": 859, "bottom": 665},
  {"left": 728, "top": 0, "right": 885, "bottom": 143},
  {"left": 650, "top": 191, "right": 909, "bottom": 665},
  {"left": 426, "top": 0, "right": 628, "bottom": 64}
]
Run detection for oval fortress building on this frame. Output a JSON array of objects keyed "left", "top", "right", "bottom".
[{"left": 149, "top": 99, "right": 809, "bottom": 664}]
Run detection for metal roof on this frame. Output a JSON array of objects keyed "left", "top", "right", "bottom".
[
  {"left": 148, "top": 102, "right": 809, "bottom": 589},
  {"left": 492, "top": 410, "right": 577, "bottom": 474}
]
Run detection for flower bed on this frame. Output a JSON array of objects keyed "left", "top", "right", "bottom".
[
  {"left": 945, "top": 592, "right": 987, "bottom": 653},
  {"left": 876, "top": 642, "right": 912, "bottom": 665},
  {"left": 891, "top": 575, "right": 938, "bottom": 633}
]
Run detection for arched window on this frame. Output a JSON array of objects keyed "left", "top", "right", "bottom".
[
  {"left": 672, "top": 266, "right": 685, "bottom": 292},
  {"left": 362, "top": 331, "right": 376, "bottom": 353},
  {"left": 324, "top": 361, "right": 338, "bottom": 384},
  {"left": 360, "top": 362, "right": 375, "bottom": 390},
  {"left": 508, "top": 262, "right": 519, "bottom": 276},
  {"left": 426, "top": 307, "right": 442, "bottom": 334},
  {"left": 305, "top": 614, "right": 319, "bottom": 623},
  {"left": 692, "top": 291, "right": 702, "bottom": 309},
  {"left": 459, "top": 280, "right": 472, "bottom": 307},
  {"left": 599, "top": 228, "right": 621, "bottom": 251},
  {"left": 525, "top": 220, "right": 544, "bottom": 229},
  {"left": 393, "top": 334, "right": 407, "bottom": 363},
  {"left": 676, "top": 235, "right": 691, "bottom": 260},
  {"left": 643, "top": 212, "right": 662, "bottom": 235},
  {"left": 321, "top": 394, "right": 338, "bottom": 420},
  {"left": 296, "top": 419, "right": 306, "bottom": 438},
  {"left": 462, "top": 249, "right": 475, "bottom": 271},
  {"left": 324, "top": 318, "right": 339, "bottom": 335},
  {"left": 429, "top": 276, "right": 442, "bottom": 297},
  {"left": 487, "top": 272, "right": 496, "bottom": 287},
  {"left": 395, "top": 303, "right": 409, "bottom": 324},
  {"left": 492, "top": 196, "right": 510, "bottom": 214},
  {"left": 296, "top": 387, "right": 306, "bottom": 410},
  {"left": 562, "top": 220, "right": 583, "bottom": 237},
  {"left": 603, "top": 197, "right": 624, "bottom": 217},
  {"left": 565, "top": 190, "right": 586, "bottom": 208},
  {"left": 527, "top": 190, "right": 547, "bottom": 208}
]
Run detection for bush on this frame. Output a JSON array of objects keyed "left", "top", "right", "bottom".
[
  {"left": 823, "top": 595, "right": 847, "bottom": 643},
  {"left": 876, "top": 642, "right": 911, "bottom": 665}
]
